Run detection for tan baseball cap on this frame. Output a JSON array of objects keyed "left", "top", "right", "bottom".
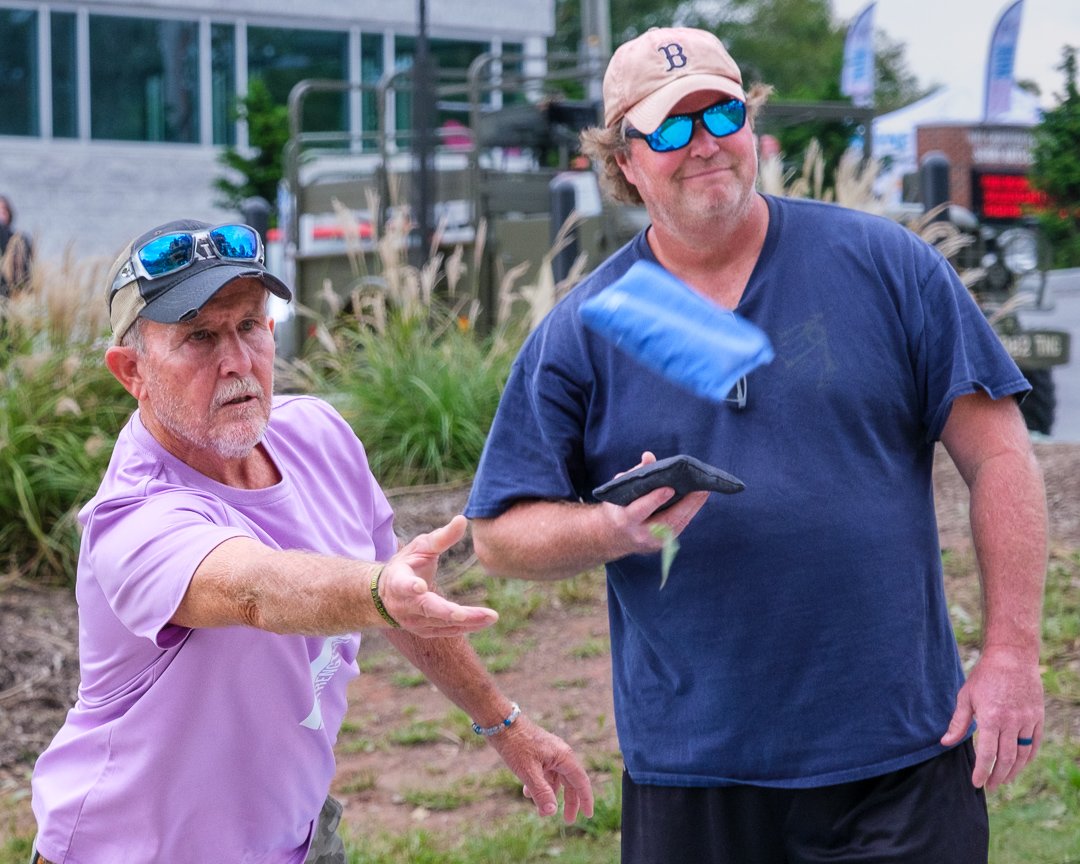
[{"left": 603, "top": 27, "right": 746, "bottom": 133}]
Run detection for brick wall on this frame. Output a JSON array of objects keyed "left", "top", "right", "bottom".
[
  {"left": 915, "top": 123, "right": 1036, "bottom": 212},
  {"left": 917, "top": 126, "right": 975, "bottom": 209}
]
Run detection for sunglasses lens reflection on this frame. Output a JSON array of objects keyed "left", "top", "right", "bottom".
[
  {"left": 210, "top": 225, "right": 259, "bottom": 260},
  {"left": 138, "top": 233, "right": 194, "bottom": 277},
  {"left": 651, "top": 116, "right": 694, "bottom": 151},
  {"left": 702, "top": 101, "right": 746, "bottom": 137}
]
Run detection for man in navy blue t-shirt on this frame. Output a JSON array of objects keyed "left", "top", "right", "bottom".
[{"left": 466, "top": 26, "right": 1047, "bottom": 864}]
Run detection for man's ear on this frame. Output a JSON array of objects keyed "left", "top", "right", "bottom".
[
  {"left": 615, "top": 149, "right": 637, "bottom": 188},
  {"left": 105, "top": 345, "right": 145, "bottom": 400}
]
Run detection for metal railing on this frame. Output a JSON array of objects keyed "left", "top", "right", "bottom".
[{"left": 282, "top": 51, "right": 605, "bottom": 255}]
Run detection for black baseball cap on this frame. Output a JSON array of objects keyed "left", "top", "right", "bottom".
[{"left": 106, "top": 219, "right": 291, "bottom": 343}]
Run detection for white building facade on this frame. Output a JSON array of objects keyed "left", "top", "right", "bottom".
[{"left": 0, "top": 0, "right": 553, "bottom": 261}]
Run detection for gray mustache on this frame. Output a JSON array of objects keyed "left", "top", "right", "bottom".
[{"left": 213, "top": 378, "right": 264, "bottom": 408}]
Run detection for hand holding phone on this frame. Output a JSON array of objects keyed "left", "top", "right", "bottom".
[{"left": 591, "top": 454, "right": 745, "bottom": 511}]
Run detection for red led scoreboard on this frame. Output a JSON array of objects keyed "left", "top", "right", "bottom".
[{"left": 971, "top": 171, "right": 1048, "bottom": 221}]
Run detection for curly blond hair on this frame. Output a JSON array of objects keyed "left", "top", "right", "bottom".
[{"left": 580, "top": 83, "right": 774, "bottom": 205}]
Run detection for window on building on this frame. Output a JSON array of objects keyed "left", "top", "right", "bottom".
[
  {"left": 211, "top": 23, "right": 236, "bottom": 146},
  {"left": 360, "top": 32, "right": 384, "bottom": 151},
  {"left": 247, "top": 26, "right": 348, "bottom": 136},
  {"left": 500, "top": 41, "right": 526, "bottom": 106},
  {"left": 393, "top": 37, "right": 490, "bottom": 148},
  {"left": 428, "top": 37, "right": 490, "bottom": 79},
  {"left": 51, "top": 11, "right": 78, "bottom": 139},
  {"left": 89, "top": 15, "right": 199, "bottom": 142},
  {"left": 0, "top": 8, "right": 40, "bottom": 136}
]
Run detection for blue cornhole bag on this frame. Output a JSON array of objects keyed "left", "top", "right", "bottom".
[{"left": 580, "top": 260, "right": 774, "bottom": 403}]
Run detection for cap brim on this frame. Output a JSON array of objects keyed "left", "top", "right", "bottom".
[
  {"left": 139, "top": 262, "right": 292, "bottom": 324},
  {"left": 623, "top": 74, "right": 746, "bottom": 134}
]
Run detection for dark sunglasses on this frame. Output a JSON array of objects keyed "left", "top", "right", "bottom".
[{"left": 625, "top": 98, "right": 747, "bottom": 153}]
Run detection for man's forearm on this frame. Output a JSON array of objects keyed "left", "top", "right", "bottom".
[
  {"left": 175, "top": 537, "right": 387, "bottom": 634},
  {"left": 387, "top": 629, "right": 598, "bottom": 825},
  {"left": 941, "top": 392, "right": 1048, "bottom": 658},
  {"left": 471, "top": 500, "right": 620, "bottom": 581},
  {"left": 385, "top": 630, "right": 514, "bottom": 728},
  {"left": 174, "top": 519, "right": 498, "bottom": 639},
  {"left": 968, "top": 448, "right": 1047, "bottom": 657}
]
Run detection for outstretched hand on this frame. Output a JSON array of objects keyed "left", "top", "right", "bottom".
[{"left": 379, "top": 515, "right": 499, "bottom": 637}]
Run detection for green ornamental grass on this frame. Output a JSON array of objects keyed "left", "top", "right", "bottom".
[
  {"left": 324, "top": 307, "right": 519, "bottom": 487},
  {"left": 0, "top": 255, "right": 129, "bottom": 583}
]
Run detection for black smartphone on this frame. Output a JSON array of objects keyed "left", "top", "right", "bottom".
[{"left": 591, "top": 454, "right": 745, "bottom": 510}]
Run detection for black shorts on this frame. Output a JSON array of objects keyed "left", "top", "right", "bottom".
[{"left": 621, "top": 740, "right": 988, "bottom": 864}]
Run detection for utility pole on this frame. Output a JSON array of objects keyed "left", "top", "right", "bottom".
[
  {"left": 412, "top": 0, "right": 434, "bottom": 264},
  {"left": 579, "top": 0, "right": 611, "bottom": 102}
]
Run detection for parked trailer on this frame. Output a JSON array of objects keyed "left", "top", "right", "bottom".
[{"left": 273, "top": 51, "right": 647, "bottom": 353}]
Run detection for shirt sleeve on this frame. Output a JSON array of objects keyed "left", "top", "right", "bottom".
[
  {"left": 82, "top": 490, "right": 251, "bottom": 646},
  {"left": 909, "top": 249, "right": 1030, "bottom": 440},
  {"left": 466, "top": 314, "right": 594, "bottom": 518}
]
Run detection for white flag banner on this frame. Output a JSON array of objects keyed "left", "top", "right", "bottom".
[
  {"left": 984, "top": 0, "right": 1025, "bottom": 120},
  {"left": 841, "top": 3, "right": 876, "bottom": 107}
]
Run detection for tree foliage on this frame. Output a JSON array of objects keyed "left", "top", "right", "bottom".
[
  {"left": 722, "top": 0, "right": 842, "bottom": 99},
  {"left": 871, "top": 33, "right": 925, "bottom": 115},
  {"left": 1030, "top": 46, "right": 1080, "bottom": 268},
  {"left": 213, "top": 78, "right": 289, "bottom": 216},
  {"left": 556, "top": 0, "right": 924, "bottom": 181}
]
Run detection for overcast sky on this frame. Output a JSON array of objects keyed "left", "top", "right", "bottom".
[{"left": 830, "top": 0, "right": 1080, "bottom": 108}]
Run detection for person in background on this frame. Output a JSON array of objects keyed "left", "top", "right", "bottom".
[
  {"left": 0, "top": 194, "right": 33, "bottom": 297},
  {"left": 29, "top": 219, "right": 592, "bottom": 864},
  {"left": 466, "top": 26, "right": 1046, "bottom": 864}
]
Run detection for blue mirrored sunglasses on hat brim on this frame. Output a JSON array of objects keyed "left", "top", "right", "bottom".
[
  {"left": 110, "top": 224, "right": 265, "bottom": 299},
  {"left": 117, "top": 224, "right": 264, "bottom": 289}
]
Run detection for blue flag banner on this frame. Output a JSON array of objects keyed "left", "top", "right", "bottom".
[
  {"left": 841, "top": 3, "right": 876, "bottom": 107},
  {"left": 984, "top": 0, "right": 1025, "bottom": 120}
]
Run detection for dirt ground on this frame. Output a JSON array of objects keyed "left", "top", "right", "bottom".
[{"left": 2, "top": 443, "right": 1079, "bottom": 843}]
